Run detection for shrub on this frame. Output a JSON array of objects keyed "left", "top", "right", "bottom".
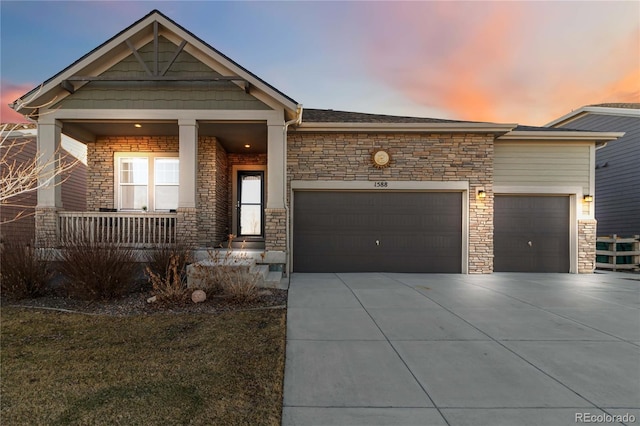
[
  {"left": 190, "top": 236, "right": 260, "bottom": 302},
  {"left": 146, "top": 243, "right": 193, "bottom": 283},
  {"left": 0, "top": 241, "right": 52, "bottom": 299},
  {"left": 146, "top": 254, "right": 189, "bottom": 303},
  {"left": 220, "top": 266, "right": 260, "bottom": 303},
  {"left": 58, "top": 240, "right": 137, "bottom": 300}
]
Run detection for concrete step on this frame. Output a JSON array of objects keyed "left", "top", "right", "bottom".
[
  {"left": 251, "top": 264, "right": 270, "bottom": 286},
  {"left": 187, "top": 259, "right": 280, "bottom": 289},
  {"left": 263, "top": 270, "right": 283, "bottom": 288}
]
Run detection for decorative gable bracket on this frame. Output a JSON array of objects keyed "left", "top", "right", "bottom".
[{"left": 59, "top": 20, "right": 250, "bottom": 95}]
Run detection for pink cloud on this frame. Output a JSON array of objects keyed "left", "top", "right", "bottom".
[
  {"left": 357, "top": 2, "right": 640, "bottom": 124},
  {"left": 1, "top": 81, "right": 35, "bottom": 123}
]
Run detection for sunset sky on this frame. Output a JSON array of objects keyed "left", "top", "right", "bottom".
[{"left": 1, "top": 1, "right": 638, "bottom": 126}]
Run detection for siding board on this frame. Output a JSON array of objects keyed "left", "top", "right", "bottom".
[
  {"left": 557, "top": 113, "right": 639, "bottom": 236},
  {"left": 56, "top": 37, "right": 272, "bottom": 111},
  {"left": 494, "top": 143, "right": 590, "bottom": 193}
]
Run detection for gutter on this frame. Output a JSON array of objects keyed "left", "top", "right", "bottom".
[
  {"left": 498, "top": 130, "right": 624, "bottom": 142},
  {"left": 283, "top": 105, "right": 303, "bottom": 278},
  {"left": 293, "top": 122, "right": 516, "bottom": 134}
]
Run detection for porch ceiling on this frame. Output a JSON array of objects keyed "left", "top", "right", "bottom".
[{"left": 61, "top": 120, "right": 267, "bottom": 153}]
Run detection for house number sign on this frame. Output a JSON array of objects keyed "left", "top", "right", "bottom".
[{"left": 374, "top": 181, "right": 389, "bottom": 188}]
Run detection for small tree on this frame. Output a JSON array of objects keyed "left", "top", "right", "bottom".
[{"left": 1, "top": 87, "right": 78, "bottom": 225}]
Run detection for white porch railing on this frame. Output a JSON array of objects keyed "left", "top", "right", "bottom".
[{"left": 59, "top": 212, "right": 177, "bottom": 246}]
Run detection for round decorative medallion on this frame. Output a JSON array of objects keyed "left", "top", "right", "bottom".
[{"left": 372, "top": 149, "right": 391, "bottom": 168}]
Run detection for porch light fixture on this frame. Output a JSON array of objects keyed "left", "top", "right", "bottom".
[
  {"left": 583, "top": 194, "right": 593, "bottom": 202},
  {"left": 476, "top": 188, "right": 487, "bottom": 199},
  {"left": 134, "top": 123, "right": 142, "bottom": 128},
  {"left": 244, "top": 144, "right": 251, "bottom": 148}
]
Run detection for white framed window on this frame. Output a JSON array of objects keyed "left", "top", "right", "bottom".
[{"left": 114, "top": 153, "right": 179, "bottom": 211}]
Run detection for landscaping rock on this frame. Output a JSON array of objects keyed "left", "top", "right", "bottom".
[{"left": 192, "top": 290, "right": 206, "bottom": 303}]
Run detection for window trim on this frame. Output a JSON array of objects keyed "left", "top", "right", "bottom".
[{"left": 114, "top": 152, "right": 179, "bottom": 212}]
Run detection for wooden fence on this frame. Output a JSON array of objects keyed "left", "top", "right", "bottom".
[
  {"left": 59, "top": 212, "right": 177, "bottom": 247},
  {"left": 596, "top": 235, "right": 640, "bottom": 271}
]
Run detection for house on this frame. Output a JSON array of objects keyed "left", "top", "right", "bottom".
[
  {"left": 0, "top": 124, "right": 87, "bottom": 244},
  {"left": 547, "top": 104, "right": 639, "bottom": 237},
  {"left": 9, "top": 10, "right": 622, "bottom": 274}
]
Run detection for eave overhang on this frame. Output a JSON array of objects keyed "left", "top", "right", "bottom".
[{"left": 498, "top": 130, "right": 625, "bottom": 143}]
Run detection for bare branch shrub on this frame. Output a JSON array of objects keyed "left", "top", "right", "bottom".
[
  {"left": 58, "top": 240, "right": 137, "bottom": 300},
  {"left": 146, "top": 243, "right": 193, "bottom": 282},
  {"left": 146, "top": 254, "right": 189, "bottom": 303},
  {"left": 0, "top": 240, "right": 52, "bottom": 299},
  {"left": 1, "top": 87, "right": 78, "bottom": 224}
]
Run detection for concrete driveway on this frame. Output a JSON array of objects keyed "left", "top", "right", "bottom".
[{"left": 282, "top": 272, "right": 640, "bottom": 426}]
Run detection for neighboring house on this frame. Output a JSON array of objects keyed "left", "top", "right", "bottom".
[
  {"left": 0, "top": 124, "right": 87, "bottom": 244},
  {"left": 9, "top": 10, "right": 622, "bottom": 274},
  {"left": 547, "top": 104, "right": 639, "bottom": 237}
]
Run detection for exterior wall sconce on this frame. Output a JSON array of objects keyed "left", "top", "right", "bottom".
[
  {"left": 583, "top": 194, "right": 594, "bottom": 202},
  {"left": 477, "top": 188, "right": 487, "bottom": 199}
]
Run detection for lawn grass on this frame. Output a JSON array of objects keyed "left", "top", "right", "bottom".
[{"left": 1, "top": 307, "right": 286, "bottom": 425}]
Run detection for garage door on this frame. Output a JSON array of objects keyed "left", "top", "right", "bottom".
[
  {"left": 494, "top": 195, "right": 570, "bottom": 272},
  {"left": 293, "top": 191, "right": 462, "bottom": 273}
]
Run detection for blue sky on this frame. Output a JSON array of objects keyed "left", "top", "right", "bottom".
[{"left": 1, "top": 0, "right": 638, "bottom": 125}]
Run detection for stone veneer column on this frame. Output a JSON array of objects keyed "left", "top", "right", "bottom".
[
  {"left": 265, "top": 123, "right": 287, "bottom": 252},
  {"left": 178, "top": 120, "right": 198, "bottom": 246},
  {"left": 35, "top": 208, "right": 59, "bottom": 247},
  {"left": 578, "top": 219, "right": 597, "bottom": 273},
  {"left": 35, "top": 120, "right": 63, "bottom": 247},
  {"left": 265, "top": 208, "right": 286, "bottom": 251},
  {"left": 468, "top": 187, "right": 494, "bottom": 274},
  {"left": 176, "top": 208, "right": 198, "bottom": 247}
]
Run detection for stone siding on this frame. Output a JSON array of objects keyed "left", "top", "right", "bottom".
[
  {"left": 87, "top": 135, "right": 231, "bottom": 247},
  {"left": 87, "top": 136, "right": 179, "bottom": 211},
  {"left": 197, "top": 137, "right": 228, "bottom": 246},
  {"left": 34, "top": 207, "right": 59, "bottom": 248},
  {"left": 287, "top": 132, "right": 495, "bottom": 273},
  {"left": 176, "top": 207, "right": 198, "bottom": 247},
  {"left": 578, "top": 219, "right": 597, "bottom": 273},
  {"left": 265, "top": 208, "right": 286, "bottom": 251}
]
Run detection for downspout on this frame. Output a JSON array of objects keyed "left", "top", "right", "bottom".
[{"left": 283, "top": 105, "right": 303, "bottom": 278}]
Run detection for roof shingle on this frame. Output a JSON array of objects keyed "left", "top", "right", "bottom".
[{"left": 302, "top": 108, "right": 495, "bottom": 125}]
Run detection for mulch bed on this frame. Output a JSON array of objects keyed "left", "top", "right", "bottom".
[{"left": 1, "top": 288, "right": 287, "bottom": 317}]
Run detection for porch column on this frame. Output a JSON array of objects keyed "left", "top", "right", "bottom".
[
  {"left": 35, "top": 120, "right": 63, "bottom": 247},
  {"left": 265, "top": 123, "right": 287, "bottom": 251},
  {"left": 266, "top": 124, "right": 285, "bottom": 209},
  {"left": 177, "top": 119, "right": 198, "bottom": 246}
]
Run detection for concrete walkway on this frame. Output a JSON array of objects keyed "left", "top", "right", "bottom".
[{"left": 282, "top": 272, "right": 640, "bottom": 426}]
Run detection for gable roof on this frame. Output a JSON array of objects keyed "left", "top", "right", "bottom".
[
  {"left": 546, "top": 103, "right": 640, "bottom": 127},
  {"left": 303, "top": 108, "right": 469, "bottom": 124},
  {"left": 588, "top": 103, "right": 640, "bottom": 109},
  {"left": 10, "top": 9, "right": 300, "bottom": 118},
  {"left": 298, "top": 108, "right": 517, "bottom": 133}
]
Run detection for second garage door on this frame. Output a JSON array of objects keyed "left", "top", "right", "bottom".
[
  {"left": 494, "top": 195, "right": 570, "bottom": 272},
  {"left": 293, "top": 191, "right": 462, "bottom": 273}
]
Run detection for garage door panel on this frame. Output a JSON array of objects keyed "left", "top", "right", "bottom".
[
  {"left": 494, "top": 195, "right": 570, "bottom": 272},
  {"left": 293, "top": 191, "right": 462, "bottom": 273}
]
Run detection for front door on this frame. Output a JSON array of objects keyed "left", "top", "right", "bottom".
[{"left": 237, "top": 171, "right": 264, "bottom": 238}]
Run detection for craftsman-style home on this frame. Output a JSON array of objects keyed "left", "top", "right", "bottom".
[{"left": 10, "top": 10, "right": 622, "bottom": 274}]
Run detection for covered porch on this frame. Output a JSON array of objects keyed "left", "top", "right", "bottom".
[{"left": 35, "top": 115, "right": 289, "bottom": 253}]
